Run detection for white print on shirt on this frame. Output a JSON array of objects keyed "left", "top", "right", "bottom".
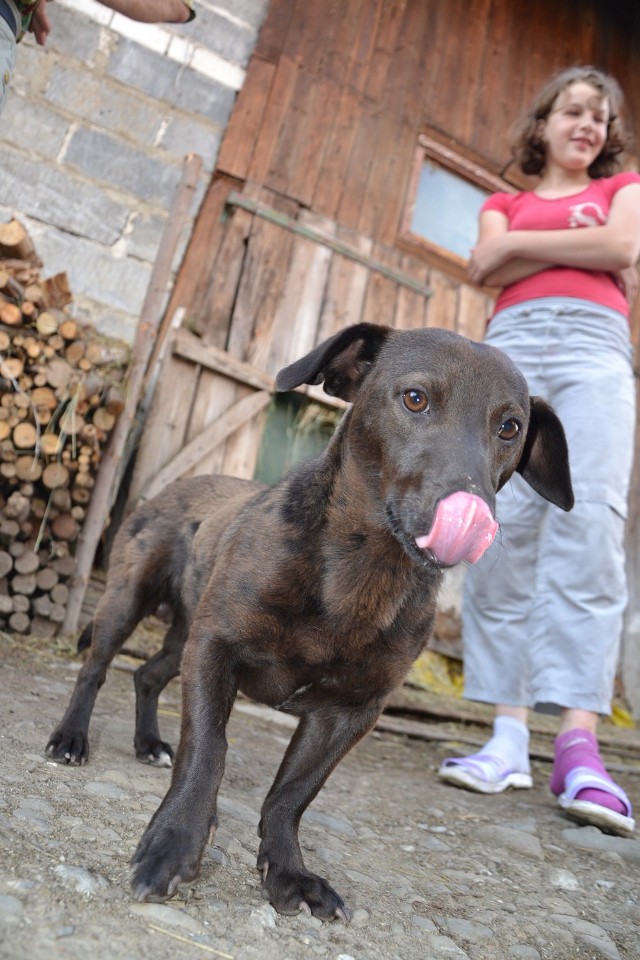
[{"left": 568, "top": 201, "right": 607, "bottom": 228}]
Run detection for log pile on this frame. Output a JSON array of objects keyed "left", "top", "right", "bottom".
[{"left": 0, "top": 219, "right": 128, "bottom": 636}]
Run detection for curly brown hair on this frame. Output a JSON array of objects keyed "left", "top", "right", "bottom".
[{"left": 511, "top": 66, "right": 630, "bottom": 179}]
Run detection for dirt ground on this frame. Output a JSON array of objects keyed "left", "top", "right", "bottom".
[{"left": 1, "top": 631, "right": 640, "bottom": 960}]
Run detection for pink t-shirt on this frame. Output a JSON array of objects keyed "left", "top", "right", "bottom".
[{"left": 483, "top": 171, "right": 640, "bottom": 317}]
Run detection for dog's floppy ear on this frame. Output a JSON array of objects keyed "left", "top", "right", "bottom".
[
  {"left": 515, "top": 397, "right": 574, "bottom": 511},
  {"left": 276, "top": 323, "right": 392, "bottom": 402}
]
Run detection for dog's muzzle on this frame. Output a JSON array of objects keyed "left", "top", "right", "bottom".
[{"left": 415, "top": 491, "right": 498, "bottom": 566}]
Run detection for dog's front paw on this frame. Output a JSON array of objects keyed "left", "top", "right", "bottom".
[
  {"left": 46, "top": 729, "right": 89, "bottom": 766},
  {"left": 134, "top": 735, "right": 174, "bottom": 768},
  {"left": 257, "top": 854, "right": 350, "bottom": 921},
  {"left": 131, "top": 824, "right": 204, "bottom": 901}
]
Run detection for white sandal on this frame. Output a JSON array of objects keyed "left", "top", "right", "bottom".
[{"left": 439, "top": 753, "right": 533, "bottom": 794}]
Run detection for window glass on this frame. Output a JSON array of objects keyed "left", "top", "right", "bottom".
[{"left": 410, "top": 161, "right": 490, "bottom": 260}]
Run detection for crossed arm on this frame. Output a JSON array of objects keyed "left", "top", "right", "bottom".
[
  {"left": 468, "top": 183, "right": 640, "bottom": 289},
  {"left": 30, "top": 0, "right": 193, "bottom": 44}
]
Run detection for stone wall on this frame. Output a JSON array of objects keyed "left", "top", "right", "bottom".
[{"left": 0, "top": 0, "right": 269, "bottom": 344}]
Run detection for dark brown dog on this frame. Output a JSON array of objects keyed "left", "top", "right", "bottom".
[{"left": 46, "top": 323, "right": 573, "bottom": 920}]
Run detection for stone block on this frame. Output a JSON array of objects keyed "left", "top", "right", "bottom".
[
  {"left": 31, "top": 223, "right": 151, "bottom": 318},
  {"left": 190, "top": 9, "right": 258, "bottom": 67},
  {"left": 47, "top": 66, "right": 164, "bottom": 146},
  {"left": 173, "top": 68, "right": 237, "bottom": 127},
  {"left": 107, "top": 39, "right": 183, "bottom": 101},
  {"left": 65, "top": 127, "right": 183, "bottom": 209},
  {"left": 0, "top": 146, "right": 129, "bottom": 244},
  {"left": 1, "top": 95, "right": 69, "bottom": 159},
  {"left": 159, "top": 115, "right": 222, "bottom": 172}
]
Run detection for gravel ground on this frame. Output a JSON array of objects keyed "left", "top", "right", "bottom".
[{"left": 1, "top": 633, "right": 640, "bottom": 960}]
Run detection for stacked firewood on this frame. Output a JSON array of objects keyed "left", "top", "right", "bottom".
[{"left": 0, "top": 219, "right": 128, "bottom": 636}]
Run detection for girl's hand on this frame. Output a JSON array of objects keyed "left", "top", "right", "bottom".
[
  {"left": 467, "top": 234, "right": 513, "bottom": 284},
  {"left": 30, "top": 1, "right": 52, "bottom": 45},
  {"left": 617, "top": 265, "right": 639, "bottom": 307}
]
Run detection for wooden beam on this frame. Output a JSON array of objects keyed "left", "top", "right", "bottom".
[
  {"left": 225, "top": 191, "right": 433, "bottom": 298},
  {"left": 172, "top": 327, "right": 349, "bottom": 412},
  {"left": 173, "top": 327, "right": 274, "bottom": 392},
  {"left": 139, "top": 390, "right": 272, "bottom": 502}
]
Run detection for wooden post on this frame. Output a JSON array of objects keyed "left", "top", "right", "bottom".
[{"left": 61, "top": 153, "right": 203, "bottom": 637}]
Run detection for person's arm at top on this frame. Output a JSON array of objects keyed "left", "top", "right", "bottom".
[
  {"left": 97, "top": 0, "right": 194, "bottom": 23},
  {"left": 467, "top": 209, "right": 552, "bottom": 287},
  {"left": 469, "top": 182, "right": 640, "bottom": 285}
]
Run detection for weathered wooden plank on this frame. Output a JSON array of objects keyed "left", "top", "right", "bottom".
[
  {"left": 162, "top": 174, "right": 239, "bottom": 344},
  {"left": 140, "top": 390, "right": 272, "bottom": 500},
  {"left": 185, "top": 373, "right": 239, "bottom": 478},
  {"left": 220, "top": 386, "right": 269, "bottom": 480},
  {"left": 335, "top": 102, "right": 380, "bottom": 231},
  {"left": 127, "top": 355, "right": 200, "bottom": 504},
  {"left": 359, "top": 243, "right": 401, "bottom": 328},
  {"left": 227, "top": 186, "right": 298, "bottom": 369},
  {"left": 377, "top": 123, "right": 421, "bottom": 248},
  {"left": 393, "top": 254, "right": 430, "bottom": 331},
  {"left": 311, "top": 87, "right": 362, "bottom": 220},
  {"left": 247, "top": 55, "right": 299, "bottom": 185},
  {"left": 342, "top": 0, "right": 385, "bottom": 95},
  {"left": 321, "top": 0, "right": 367, "bottom": 86},
  {"left": 254, "top": 0, "right": 296, "bottom": 63},
  {"left": 216, "top": 56, "right": 276, "bottom": 182},
  {"left": 266, "top": 69, "right": 337, "bottom": 206},
  {"left": 362, "top": 0, "right": 408, "bottom": 103},
  {"left": 263, "top": 210, "right": 335, "bottom": 375},
  {"left": 200, "top": 204, "right": 253, "bottom": 347},
  {"left": 284, "top": 74, "right": 340, "bottom": 207},
  {"left": 317, "top": 228, "right": 373, "bottom": 343},
  {"left": 424, "top": 270, "right": 459, "bottom": 331},
  {"left": 172, "top": 327, "right": 275, "bottom": 391},
  {"left": 455, "top": 284, "right": 492, "bottom": 343}
]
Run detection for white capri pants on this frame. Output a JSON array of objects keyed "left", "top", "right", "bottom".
[{"left": 462, "top": 298, "right": 636, "bottom": 715}]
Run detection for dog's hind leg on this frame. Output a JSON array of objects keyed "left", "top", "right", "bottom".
[
  {"left": 256, "top": 698, "right": 383, "bottom": 920},
  {"left": 46, "top": 590, "right": 149, "bottom": 766},
  {"left": 133, "top": 610, "right": 187, "bottom": 767}
]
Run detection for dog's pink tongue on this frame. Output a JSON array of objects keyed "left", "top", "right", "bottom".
[{"left": 415, "top": 492, "right": 498, "bottom": 566}]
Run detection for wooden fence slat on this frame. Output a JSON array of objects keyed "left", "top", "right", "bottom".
[
  {"left": 228, "top": 208, "right": 297, "bottom": 369},
  {"left": 162, "top": 174, "right": 240, "bottom": 345},
  {"left": 455, "top": 284, "right": 493, "bottom": 342},
  {"left": 254, "top": 0, "right": 296, "bottom": 63},
  {"left": 312, "top": 86, "right": 362, "bottom": 219},
  {"left": 140, "top": 391, "right": 272, "bottom": 501},
  {"left": 216, "top": 56, "right": 276, "bottom": 182},
  {"left": 317, "top": 227, "right": 373, "bottom": 343},
  {"left": 363, "top": 0, "right": 409, "bottom": 103},
  {"left": 201, "top": 205, "right": 253, "bottom": 347},
  {"left": 264, "top": 210, "right": 335, "bottom": 374},
  {"left": 393, "top": 255, "right": 430, "bottom": 331},
  {"left": 248, "top": 56, "right": 299, "bottom": 184},
  {"left": 284, "top": 74, "right": 341, "bottom": 207},
  {"left": 127, "top": 355, "right": 202, "bottom": 503},
  {"left": 359, "top": 243, "right": 401, "bottom": 328},
  {"left": 424, "top": 270, "right": 460, "bottom": 331}
]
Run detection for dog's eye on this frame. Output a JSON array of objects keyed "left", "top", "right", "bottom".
[
  {"left": 403, "top": 389, "right": 429, "bottom": 413},
  {"left": 498, "top": 418, "right": 520, "bottom": 440}
]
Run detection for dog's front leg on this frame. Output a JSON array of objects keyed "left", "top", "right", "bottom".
[
  {"left": 131, "top": 627, "right": 237, "bottom": 900},
  {"left": 257, "top": 697, "right": 383, "bottom": 920}
]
